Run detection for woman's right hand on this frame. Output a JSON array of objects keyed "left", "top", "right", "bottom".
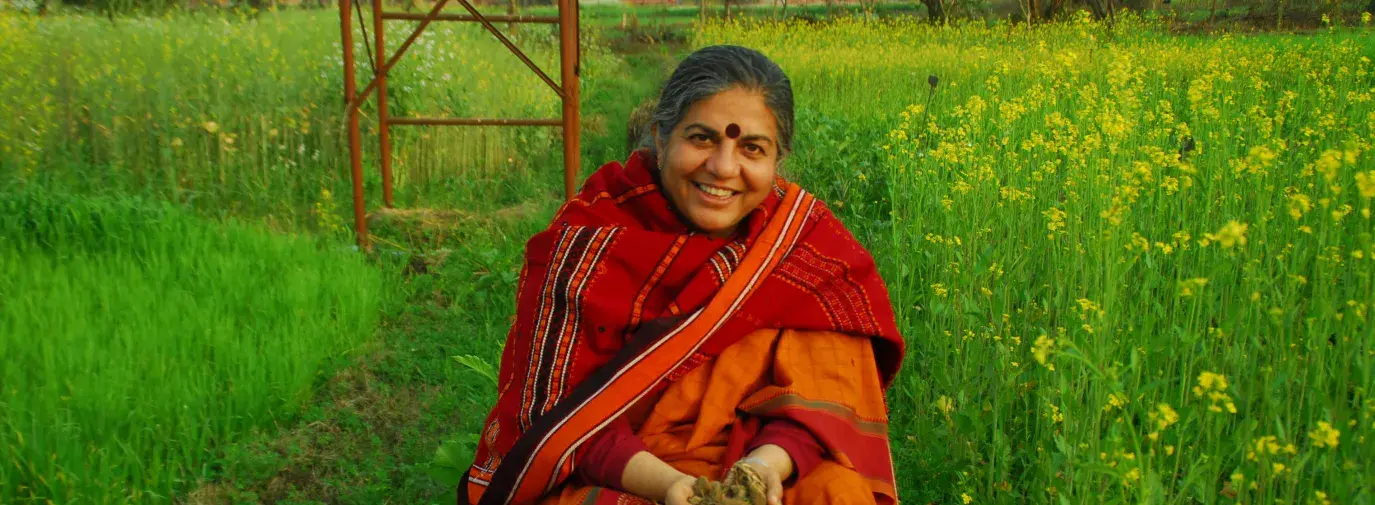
[
  {"left": 663, "top": 475, "right": 698, "bottom": 505},
  {"left": 621, "top": 452, "right": 699, "bottom": 505}
]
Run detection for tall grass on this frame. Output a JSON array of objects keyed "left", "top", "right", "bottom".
[
  {"left": 0, "top": 9, "right": 644, "bottom": 503},
  {"left": 7, "top": 6, "right": 1375, "bottom": 505},
  {"left": 701, "top": 16, "right": 1375, "bottom": 504},
  {"left": 0, "top": 9, "right": 623, "bottom": 224},
  {"left": 0, "top": 188, "right": 385, "bottom": 503}
]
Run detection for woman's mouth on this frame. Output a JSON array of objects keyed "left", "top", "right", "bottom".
[{"left": 693, "top": 181, "right": 738, "bottom": 200}]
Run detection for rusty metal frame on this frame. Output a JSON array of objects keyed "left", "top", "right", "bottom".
[{"left": 340, "top": 0, "right": 580, "bottom": 249}]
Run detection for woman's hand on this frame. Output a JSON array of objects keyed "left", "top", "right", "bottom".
[
  {"left": 663, "top": 475, "right": 699, "bottom": 505},
  {"left": 739, "top": 444, "right": 795, "bottom": 505},
  {"left": 621, "top": 452, "right": 697, "bottom": 504},
  {"left": 737, "top": 457, "right": 785, "bottom": 505}
]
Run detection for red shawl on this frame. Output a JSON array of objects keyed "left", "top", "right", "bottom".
[{"left": 463, "top": 150, "right": 904, "bottom": 505}]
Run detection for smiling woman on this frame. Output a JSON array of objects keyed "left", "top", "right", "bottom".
[
  {"left": 462, "top": 46, "right": 905, "bottom": 505},
  {"left": 645, "top": 47, "right": 794, "bottom": 240},
  {"left": 653, "top": 88, "right": 782, "bottom": 238}
]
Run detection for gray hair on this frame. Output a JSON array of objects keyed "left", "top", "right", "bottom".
[{"left": 638, "top": 45, "right": 794, "bottom": 161}]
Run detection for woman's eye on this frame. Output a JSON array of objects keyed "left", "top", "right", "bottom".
[
  {"left": 689, "top": 134, "right": 711, "bottom": 143},
  {"left": 745, "top": 144, "right": 764, "bottom": 154}
]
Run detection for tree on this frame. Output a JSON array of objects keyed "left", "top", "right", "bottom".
[
  {"left": 1120, "top": 0, "right": 1159, "bottom": 9},
  {"left": 1016, "top": 0, "right": 1038, "bottom": 22},
  {"left": 1082, "top": 0, "right": 1115, "bottom": 20},
  {"left": 1041, "top": 0, "right": 1068, "bottom": 20},
  {"left": 857, "top": 0, "right": 877, "bottom": 19},
  {"left": 920, "top": 0, "right": 947, "bottom": 22},
  {"left": 1025, "top": 0, "right": 1126, "bottom": 21}
]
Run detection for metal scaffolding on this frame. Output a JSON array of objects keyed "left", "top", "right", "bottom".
[{"left": 339, "top": 0, "right": 581, "bottom": 248}]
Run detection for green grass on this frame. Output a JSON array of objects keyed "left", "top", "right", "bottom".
[
  {"left": 0, "top": 188, "right": 386, "bottom": 503},
  {"left": 5, "top": 7, "right": 1375, "bottom": 505},
  {"left": 0, "top": 9, "right": 647, "bottom": 503},
  {"left": 197, "top": 208, "right": 553, "bottom": 504}
]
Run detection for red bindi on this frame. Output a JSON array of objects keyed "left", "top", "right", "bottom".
[{"left": 725, "top": 123, "right": 741, "bottom": 139}]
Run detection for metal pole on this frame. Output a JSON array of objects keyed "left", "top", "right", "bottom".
[
  {"left": 347, "top": 0, "right": 452, "bottom": 123},
  {"left": 373, "top": 0, "right": 394, "bottom": 208},
  {"left": 452, "top": 0, "right": 564, "bottom": 97},
  {"left": 341, "top": 0, "right": 369, "bottom": 250},
  {"left": 558, "top": 0, "right": 580, "bottom": 200},
  {"left": 382, "top": 12, "right": 559, "bottom": 23},
  {"left": 389, "top": 117, "right": 564, "bottom": 126}
]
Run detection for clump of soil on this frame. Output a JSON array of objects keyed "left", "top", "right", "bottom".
[{"left": 688, "top": 462, "right": 767, "bottom": 505}]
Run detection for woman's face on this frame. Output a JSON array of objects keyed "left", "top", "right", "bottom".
[{"left": 653, "top": 87, "right": 780, "bottom": 239}]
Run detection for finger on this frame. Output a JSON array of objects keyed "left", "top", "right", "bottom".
[{"left": 767, "top": 472, "right": 783, "bottom": 505}]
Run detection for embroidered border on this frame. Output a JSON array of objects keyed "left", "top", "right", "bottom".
[
  {"left": 774, "top": 242, "right": 879, "bottom": 335},
  {"left": 480, "top": 186, "right": 816, "bottom": 505},
  {"left": 627, "top": 235, "right": 687, "bottom": 330},
  {"left": 543, "top": 228, "right": 619, "bottom": 415},
  {"left": 707, "top": 241, "right": 747, "bottom": 285},
  {"left": 519, "top": 226, "right": 621, "bottom": 431},
  {"left": 535, "top": 193, "right": 815, "bottom": 499}
]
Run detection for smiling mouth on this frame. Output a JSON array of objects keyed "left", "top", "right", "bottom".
[{"left": 693, "top": 181, "right": 739, "bottom": 199}]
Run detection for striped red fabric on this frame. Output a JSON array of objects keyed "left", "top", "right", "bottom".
[{"left": 463, "top": 150, "right": 903, "bottom": 505}]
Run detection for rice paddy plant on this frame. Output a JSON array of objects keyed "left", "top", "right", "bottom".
[
  {"left": 0, "top": 188, "right": 385, "bottom": 503},
  {"left": 700, "top": 15, "right": 1375, "bottom": 504}
]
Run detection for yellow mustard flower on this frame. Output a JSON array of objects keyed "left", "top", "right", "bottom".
[
  {"left": 1309, "top": 421, "right": 1341, "bottom": 448},
  {"left": 1104, "top": 392, "right": 1129, "bottom": 412},
  {"left": 1289, "top": 193, "right": 1313, "bottom": 219},
  {"left": 1032, "top": 336, "right": 1055, "bottom": 366},
  {"left": 1356, "top": 171, "right": 1375, "bottom": 199},
  {"left": 1178, "top": 278, "right": 1209, "bottom": 297},
  {"left": 1151, "top": 403, "right": 1179, "bottom": 431},
  {"left": 1206, "top": 221, "right": 1249, "bottom": 249}
]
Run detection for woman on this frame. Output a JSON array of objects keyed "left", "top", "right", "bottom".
[{"left": 463, "top": 45, "right": 904, "bottom": 505}]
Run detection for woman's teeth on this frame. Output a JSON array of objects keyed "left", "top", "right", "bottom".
[{"left": 694, "top": 182, "right": 736, "bottom": 198}]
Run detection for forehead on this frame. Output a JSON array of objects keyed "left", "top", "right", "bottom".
[{"left": 678, "top": 88, "right": 777, "bottom": 136}]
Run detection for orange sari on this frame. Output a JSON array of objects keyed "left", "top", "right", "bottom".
[
  {"left": 541, "top": 327, "right": 894, "bottom": 505},
  {"left": 463, "top": 151, "right": 904, "bottom": 505}
]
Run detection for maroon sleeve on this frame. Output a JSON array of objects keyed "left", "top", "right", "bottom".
[
  {"left": 576, "top": 416, "right": 648, "bottom": 490},
  {"left": 747, "top": 419, "right": 827, "bottom": 480}
]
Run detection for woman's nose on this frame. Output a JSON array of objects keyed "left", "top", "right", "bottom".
[{"left": 705, "top": 142, "right": 741, "bottom": 179}]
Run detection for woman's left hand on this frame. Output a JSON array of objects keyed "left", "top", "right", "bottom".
[
  {"left": 739, "top": 444, "right": 794, "bottom": 505},
  {"left": 738, "top": 458, "right": 784, "bottom": 505}
]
